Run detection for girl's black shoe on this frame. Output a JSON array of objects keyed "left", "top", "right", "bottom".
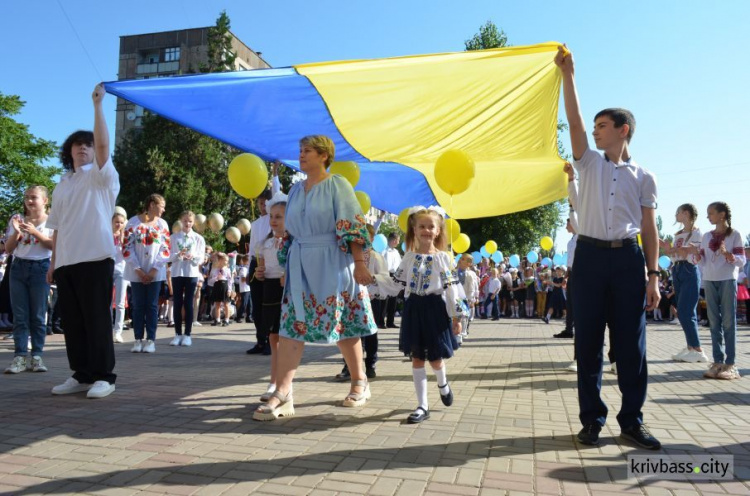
[
  {"left": 407, "top": 407, "right": 430, "bottom": 424},
  {"left": 438, "top": 384, "right": 453, "bottom": 406}
]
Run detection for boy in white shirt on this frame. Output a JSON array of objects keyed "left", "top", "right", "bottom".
[
  {"left": 483, "top": 269, "right": 501, "bottom": 321},
  {"left": 47, "top": 84, "right": 120, "bottom": 399}
]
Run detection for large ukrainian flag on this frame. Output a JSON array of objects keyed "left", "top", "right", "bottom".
[{"left": 105, "top": 42, "right": 565, "bottom": 219}]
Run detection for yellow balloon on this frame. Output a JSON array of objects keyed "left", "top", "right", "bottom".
[
  {"left": 540, "top": 236, "right": 554, "bottom": 251},
  {"left": 445, "top": 218, "right": 461, "bottom": 243},
  {"left": 485, "top": 240, "right": 497, "bottom": 254},
  {"left": 398, "top": 208, "right": 411, "bottom": 232},
  {"left": 228, "top": 153, "right": 269, "bottom": 199},
  {"left": 355, "top": 191, "right": 371, "bottom": 213},
  {"left": 434, "top": 149, "right": 475, "bottom": 196},
  {"left": 225, "top": 226, "right": 241, "bottom": 244},
  {"left": 453, "top": 233, "right": 471, "bottom": 254},
  {"left": 330, "top": 161, "right": 360, "bottom": 188}
]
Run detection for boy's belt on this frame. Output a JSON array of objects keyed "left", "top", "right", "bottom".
[{"left": 578, "top": 235, "right": 637, "bottom": 249}]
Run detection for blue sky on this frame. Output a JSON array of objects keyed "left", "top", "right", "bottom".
[{"left": 2, "top": 0, "right": 749, "bottom": 250}]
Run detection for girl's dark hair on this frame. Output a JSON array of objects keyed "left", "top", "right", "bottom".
[
  {"left": 59, "top": 130, "right": 94, "bottom": 171},
  {"left": 708, "top": 202, "right": 733, "bottom": 235},
  {"left": 677, "top": 203, "right": 698, "bottom": 222}
]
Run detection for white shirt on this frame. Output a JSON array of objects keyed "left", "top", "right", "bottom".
[
  {"left": 5, "top": 216, "right": 53, "bottom": 260},
  {"left": 113, "top": 235, "right": 126, "bottom": 275},
  {"left": 573, "top": 149, "right": 657, "bottom": 241},
  {"left": 461, "top": 269, "right": 479, "bottom": 302},
  {"left": 122, "top": 216, "right": 171, "bottom": 282},
  {"left": 375, "top": 251, "right": 468, "bottom": 319},
  {"left": 383, "top": 246, "right": 402, "bottom": 273},
  {"left": 208, "top": 266, "right": 231, "bottom": 285},
  {"left": 238, "top": 265, "right": 251, "bottom": 293},
  {"left": 47, "top": 158, "right": 120, "bottom": 269},
  {"left": 670, "top": 229, "right": 702, "bottom": 265},
  {"left": 366, "top": 249, "right": 387, "bottom": 300},
  {"left": 567, "top": 234, "right": 578, "bottom": 269},
  {"left": 248, "top": 176, "right": 282, "bottom": 257},
  {"left": 698, "top": 230, "right": 747, "bottom": 282},
  {"left": 259, "top": 235, "right": 285, "bottom": 279},
  {"left": 487, "top": 277, "right": 501, "bottom": 295},
  {"left": 169, "top": 230, "right": 206, "bottom": 278}
]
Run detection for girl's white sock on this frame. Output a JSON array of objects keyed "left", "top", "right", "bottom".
[
  {"left": 412, "top": 367, "right": 428, "bottom": 410},
  {"left": 265, "top": 383, "right": 276, "bottom": 394},
  {"left": 433, "top": 365, "right": 450, "bottom": 395}
]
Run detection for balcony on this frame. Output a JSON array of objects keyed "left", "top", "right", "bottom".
[{"left": 136, "top": 61, "right": 179, "bottom": 74}]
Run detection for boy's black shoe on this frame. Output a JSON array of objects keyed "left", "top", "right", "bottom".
[
  {"left": 620, "top": 425, "right": 661, "bottom": 450},
  {"left": 335, "top": 366, "right": 350, "bottom": 381},
  {"left": 554, "top": 331, "right": 574, "bottom": 338},
  {"left": 246, "top": 344, "right": 263, "bottom": 354},
  {"left": 407, "top": 407, "right": 430, "bottom": 424},
  {"left": 577, "top": 423, "right": 602, "bottom": 445},
  {"left": 262, "top": 344, "right": 272, "bottom": 356},
  {"left": 365, "top": 366, "right": 376, "bottom": 379}
]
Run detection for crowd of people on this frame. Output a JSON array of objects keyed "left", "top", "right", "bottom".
[{"left": 0, "top": 49, "right": 748, "bottom": 448}]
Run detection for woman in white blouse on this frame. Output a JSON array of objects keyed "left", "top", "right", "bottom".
[
  {"left": 122, "top": 194, "right": 170, "bottom": 354},
  {"left": 4, "top": 186, "right": 54, "bottom": 374},
  {"left": 168, "top": 211, "right": 205, "bottom": 347}
]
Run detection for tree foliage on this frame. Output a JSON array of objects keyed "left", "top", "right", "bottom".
[
  {"left": 201, "top": 10, "right": 237, "bottom": 73},
  {"left": 459, "top": 21, "right": 566, "bottom": 256},
  {"left": 0, "top": 93, "right": 60, "bottom": 224},
  {"left": 114, "top": 11, "right": 296, "bottom": 252}
]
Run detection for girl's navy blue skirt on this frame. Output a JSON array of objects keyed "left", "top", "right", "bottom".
[{"left": 399, "top": 293, "right": 455, "bottom": 361}]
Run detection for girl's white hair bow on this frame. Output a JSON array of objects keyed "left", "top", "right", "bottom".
[{"left": 407, "top": 205, "right": 446, "bottom": 218}]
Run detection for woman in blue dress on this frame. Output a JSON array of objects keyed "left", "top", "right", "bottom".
[{"left": 254, "top": 135, "right": 377, "bottom": 421}]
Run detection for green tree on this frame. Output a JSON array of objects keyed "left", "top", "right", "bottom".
[
  {"left": 459, "top": 21, "right": 566, "bottom": 256},
  {"left": 0, "top": 93, "right": 59, "bottom": 223},
  {"left": 114, "top": 11, "right": 290, "bottom": 253},
  {"left": 201, "top": 10, "right": 237, "bottom": 73}
]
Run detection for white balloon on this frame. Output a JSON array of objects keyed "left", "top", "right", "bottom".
[
  {"left": 172, "top": 220, "right": 182, "bottom": 234},
  {"left": 225, "top": 226, "right": 241, "bottom": 244},
  {"left": 195, "top": 214, "right": 207, "bottom": 227},
  {"left": 236, "top": 218, "right": 251, "bottom": 235},
  {"left": 208, "top": 213, "right": 224, "bottom": 233}
]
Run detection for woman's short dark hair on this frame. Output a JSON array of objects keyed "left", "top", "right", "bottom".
[{"left": 59, "top": 130, "right": 94, "bottom": 171}]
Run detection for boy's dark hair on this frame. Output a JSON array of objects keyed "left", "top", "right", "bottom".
[
  {"left": 387, "top": 232, "right": 400, "bottom": 242},
  {"left": 594, "top": 108, "right": 635, "bottom": 143},
  {"left": 60, "top": 130, "right": 94, "bottom": 171},
  {"left": 258, "top": 188, "right": 273, "bottom": 201}
]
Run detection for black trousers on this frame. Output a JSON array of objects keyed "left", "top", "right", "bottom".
[
  {"left": 565, "top": 270, "right": 575, "bottom": 334},
  {"left": 572, "top": 240, "right": 646, "bottom": 429},
  {"left": 55, "top": 259, "right": 116, "bottom": 384},
  {"left": 371, "top": 298, "right": 386, "bottom": 328},
  {"left": 384, "top": 295, "right": 398, "bottom": 326},
  {"left": 248, "top": 257, "right": 267, "bottom": 346}
]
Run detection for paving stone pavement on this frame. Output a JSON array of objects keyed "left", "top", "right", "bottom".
[{"left": 0, "top": 317, "right": 748, "bottom": 496}]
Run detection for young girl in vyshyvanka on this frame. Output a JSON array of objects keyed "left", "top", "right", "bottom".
[{"left": 374, "top": 206, "right": 468, "bottom": 424}]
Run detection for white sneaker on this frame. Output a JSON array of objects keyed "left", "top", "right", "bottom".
[
  {"left": 30, "top": 356, "right": 48, "bottom": 372},
  {"left": 682, "top": 349, "right": 709, "bottom": 363},
  {"left": 609, "top": 363, "right": 617, "bottom": 375},
  {"left": 181, "top": 335, "right": 192, "bottom": 347},
  {"left": 113, "top": 333, "right": 124, "bottom": 344},
  {"left": 131, "top": 339, "right": 143, "bottom": 353},
  {"left": 2, "top": 332, "right": 14, "bottom": 340},
  {"left": 142, "top": 340, "right": 156, "bottom": 353},
  {"left": 87, "top": 380, "right": 115, "bottom": 399},
  {"left": 4, "top": 356, "right": 27, "bottom": 374},
  {"left": 169, "top": 335, "right": 183, "bottom": 346},
  {"left": 672, "top": 348, "right": 690, "bottom": 361},
  {"left": 567, "top": 361, "right": 578, "bottom": 372},
  {"left": 193, "top": 321, "right": 202, "bottom": 327},
  {"left": 52, "top": 377, "right": 91, "bottom": 395}
]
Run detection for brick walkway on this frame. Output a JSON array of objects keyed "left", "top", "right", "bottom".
[{"left": 0, "top": 317, "right": 748, "bottom": 495}]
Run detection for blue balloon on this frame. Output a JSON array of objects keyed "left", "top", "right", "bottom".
[
  {"left": 401, "top": 241, "right": 406, "bottom": 252},
  {"left": 455, "top": 254, "right": 462, "bottom": 265},
  {"left": 372, "top": 233, "right": 387, "bottom": 253},
  {"left": 658, "top": 255, "right": 671, "bottom": 270},
  {"left": 553, "top": 254, "right": 563, "bottom": 266},
  {"left": 562, "top": 253, "right": 568, "bottom": 266},
  {"left": 472, "top": 251, "right": 482, "bottom": 264},
  {"left": 480, "top": 246, "right": 490, "bottom": 258},
  {"left": 526, "top": 251, "right": 538, "bottom": 263},
  {"left": 491, "top": 251, "right": 502, "bottom": 263},
  {"left": 541, "top": 257, "right": 552, "bottom": 267},
  {"left": 509, "top": 254, "right": 520, "bottom": 268}
]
